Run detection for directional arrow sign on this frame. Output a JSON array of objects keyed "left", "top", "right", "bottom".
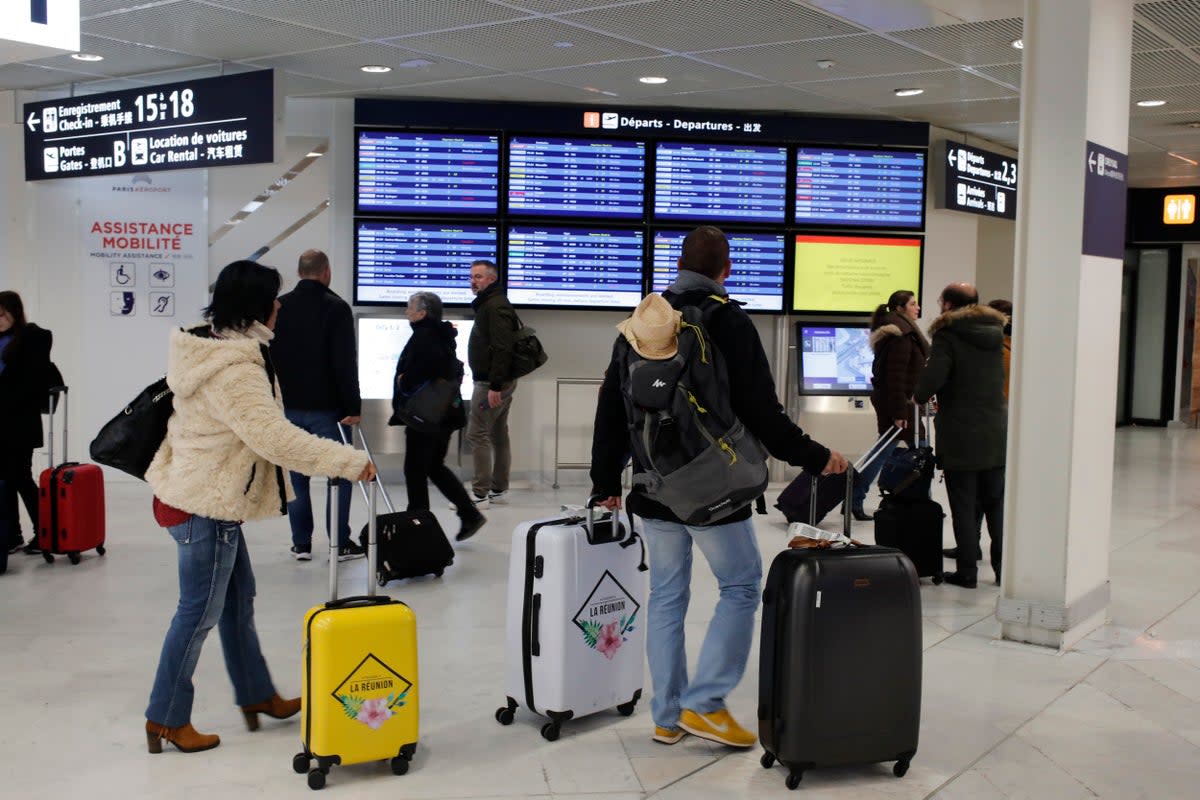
[
  {"left": 947, "top": 148, "right": 956, "bottom": 166},
  {"left": 26, "top": 111, "right": 39, "bottom": 132},
  {"left": 1088, "top": 151, "right": 1096, "bottom": 172}
]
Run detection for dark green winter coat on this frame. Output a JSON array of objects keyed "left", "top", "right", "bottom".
[
  {"left": 468, "top": 283, "right": 519, "bottom": 391},
  {"left": 914, "top": 305, "right": 1008, "bottom": 470}
]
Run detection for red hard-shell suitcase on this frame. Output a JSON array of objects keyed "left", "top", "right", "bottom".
[{"left": 36, "top": 387, "right": 106, "bottom": 564}]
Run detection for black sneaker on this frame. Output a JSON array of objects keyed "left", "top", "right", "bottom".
[
  {"left": 337, "top": 542, "right": 366, "bottom": 562},
  {"left": 456, "top": 513, "right": 486, "bottom": 542},
  {"left": 942, "top": 571, "right": 978, "bottom": 589},
  {"left": 22, "top": 541, "right": 42, "bottom": 555},
  {"left": 290, "top": 545, "right": 312, "bottom": 561}
]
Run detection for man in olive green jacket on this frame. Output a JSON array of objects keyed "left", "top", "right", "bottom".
[
  {"left": 915, "top": 283, "right": 1008, "bottom": 588},
  {"left": 466, "top": 260, "right": 519, "bottom": 506}
]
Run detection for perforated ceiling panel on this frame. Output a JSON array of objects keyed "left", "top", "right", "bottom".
[
  {"left": 367, "top": 73, "right": 618, "bottom": 104},
  {"left": 530, "top": 55, "right": 767, "bottom": 99},
  {"left": 796, "top": 69, "right": 1016, "bottom": 106},
  {"left": 28, "top": 34, "right": 209, "bottom": 78},
  {"left": 561, "top": 0, "right": 862, "bottom": 52},
  {"left": 1132, "top": 49, "right": 1200, "bottom": 89},
  {"left": 1136, "top": 1, "right": 1200, "bottom": 47},
  {"left": 1132, "top": 21, "right": 1172, "bottom": 52},
  {"left": 199, "top": 0, "right": 532, "bottom": 39},
  {"left": 889, "top": 18, "right": 1024, "bottom": 66},
  {"left": 974, "top": 63, "right": 1021, "bottom": 90},
  {"left": 83, "top": 1, "right": 354, "bottom": 61},
  {"left": 695, "top": 34, "right": 953, "bottom": 84},
  {"left": 0, "top": 63, "right": 103, "bottom": 90},
  {"left": 952, "top": 121, "right": 1019, "bottom": 148},
  {"left": 1128, "top": 82, "right": 1200, "bottom": 111},
  {"left": 662, "top": 83, "right": 872, "bottom": 115},
  {"left": 391, "top": 17, "right": 663, "bottom": 72},
  {"left": 248, "top": 42, "right": 499, "bottom": 87},
  {"left": 81, "top": 0, "right": 185, "bottom": 18},
  {"left": 275, "top": 72, "right": 358, "bottom": 97},
  {"left": 492, "top": 0, "right": 647, "bottom": 13},
  {"left": 891, "top": 97, "right": 1021, "bottom": 126}
]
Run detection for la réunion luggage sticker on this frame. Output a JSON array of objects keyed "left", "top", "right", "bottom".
[
  {"left": 573, "top": 570, "right": 641, "bottom": 660},
  {"left": 332, "top": 653, "right": 413, "bottom": 730}
]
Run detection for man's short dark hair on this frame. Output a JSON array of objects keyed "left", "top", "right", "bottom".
[
  {"left": 679, "top": 226, "right": 730, "bottom": 280},
  {"left": 941, "top": 285, "right": 979, "bottom": 310},
  {"left": 471, "top": 259, "right": 498, "bottom": 278},
  {"left": 298, "top": 249, "right": 329, "bottom": 278},
  {"left": 205, "top": 260, "right": 282, "bottom": 331}
]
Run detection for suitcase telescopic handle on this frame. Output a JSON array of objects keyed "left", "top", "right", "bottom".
[
  {"left": 46, "top": 385, "right": 68, "bottom": 469},
  {"left": 327, "top": 461, "right": 378, "bottom": 603},
  {"left": 326, "top": 595, "right": 392, "bottom": 609},
  {"left": 336, "top": 424, "right": 397, "bottom": 515}
]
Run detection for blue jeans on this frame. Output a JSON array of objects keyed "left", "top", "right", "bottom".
[
  {"left": 852, "top": 438, "right": 901, "bottom": 510},
  {"left": 146, "top": 516, "right": 275, "bottom": 727},
  {"left": 642, "top": 516, "right": 763, "bottom": 729},
  {"left": 284, "top": 409, "right": 351, "bottom": 549}
]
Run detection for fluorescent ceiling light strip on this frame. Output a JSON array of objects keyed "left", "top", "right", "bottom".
[
  {"left": 209, "top": 142, "right": 329, "bottom": 245},
  {"left": 1168, "top": 152, "right": 1199, "bottom": 166},
  {"left": 247, "top": 200, "right": 332, "bottom": 262}
]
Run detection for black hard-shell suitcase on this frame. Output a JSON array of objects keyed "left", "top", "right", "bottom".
[
  {"left": 759, "top": 475, "right": 922, "bottom": 790},
  {"left": 342, "top": 427, "right": 454, "bottom": 585},
  {"left": 874, "top": 496, "right": 944, "bottom": 584}
]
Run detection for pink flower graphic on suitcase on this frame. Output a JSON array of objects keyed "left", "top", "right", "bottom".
[
  {"left": 337, "top": 690, "right": 408, "bottom": 729},
  {"left": 575, "top": 570, "right": 641, "bottom": 659},
  {"left": 596, "top": 622, "right": 623, "bottom": 659}
]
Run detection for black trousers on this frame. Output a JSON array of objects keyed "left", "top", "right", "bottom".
[
  {"left": 1, "top": 447, "right": 38, "bottom": 542},
  {"left": 943, "top": 466, "right": 1005, "bottom": 581},
  {"left": 404, "top": 428, "right": 474, "bottom": 518}
]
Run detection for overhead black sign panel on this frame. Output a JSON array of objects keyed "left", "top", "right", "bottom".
[
  {"left": 24, "top": 69, "right": 275, "bottom": 181},
  {"left": 936, "top": 140, "right": 1017, "bottom": 220}
]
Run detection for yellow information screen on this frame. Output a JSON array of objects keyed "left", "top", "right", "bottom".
[{"left": 792, "top": 234, "right": 922, "bottom": 313}]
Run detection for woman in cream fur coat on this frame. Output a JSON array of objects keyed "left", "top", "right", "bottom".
[{"left": 143, "top": 260, "right": 375, "bottom": 756}]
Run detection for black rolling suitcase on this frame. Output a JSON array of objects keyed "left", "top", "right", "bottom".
[
  {"left": 873, "top": 403, "right": 944, "bottom": 583},
  {"left": 759, "top": 476, "right": 922, "bottom": 790},
  {"left": 775, "top": 427, "right": 900, "bottom": 525},
  {"left": 342, "top": 426, "right": 454, "bottom": 585}
]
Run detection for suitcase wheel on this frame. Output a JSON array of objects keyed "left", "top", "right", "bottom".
[
  {"left": 292, "top": 753, "right": 310, "bottom": 774},
  {"left": 760, "top": 752, "right": 775, "bottom": 769},
  {"left": 97, "top": 545, "right": 106, "bottom": 556},
  {"left": 68, "top": 552, "right": 81, "bottom": 565},
  {"left": 495, "top": 706, "right": 516, "bottom": 726},
  {"left": 390, "top": 756, "right": 409, "bottom": 776},
  {"left": 893, "top": 759, "right": 911, "bottom": 778},
  {"left": 306, "top": 769, "right": 326, "bottom": 790},
  {"left": 616, "top": 699, "right": 637, "bottom": 717},
  {"left": 931, "top": 573, "right": 943, "bottom": 585},
  {"left": 786, "top": 771, "right": 803, "bottom": 790},
  {"left": 540, "top": 721, "right": 561, "bottom": 742}
]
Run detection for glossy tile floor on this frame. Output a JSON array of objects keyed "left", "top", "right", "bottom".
[{"left": 3, "top": 427, "right": 1200, "bottom": 798}]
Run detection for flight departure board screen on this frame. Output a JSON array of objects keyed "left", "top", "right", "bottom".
[
  {"left": 794, "top": 147, "right": 925, "bottom": 229},
  {"left": 508, "top": 136, "right": 645, "bottom": 219},
  {"left": 654, "top": 142, "right": 788, "bottom": 223},
  {"left": 355, "top": 221, "right": 497, "bottom": 305},
  {"left": 650, "top": 229, "right": 786, "bottom": 312},
  {"left": 506, "top": 225, "right": 645, "bottom": 309},
  {"left": 356, "top": 131, "right": 500, "bottom": 215}
]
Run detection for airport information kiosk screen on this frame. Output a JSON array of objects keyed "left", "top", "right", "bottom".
[
  {"left": 355, "top": 221, "right": 497, "bottom": 305},
  {"left": 797, "top": 324, "right": 873, "bottom": 395},
  {"left": 506, "top": 225, "right": 644, "bottom": 309},
  {"left": 507, "top": 136, "right": 645, "bottom": 219},
  {"left": 794, "top": 147, "right": 925, "bottom": 229},
  {"left": 654, "top": 142, "right": 788, "bottom": 223},
  {"left": 357, "top": 131, "right": 500, "bottom": 215},
  {"left": 650, "top": 229, "right": 786, "bottom": 312}
]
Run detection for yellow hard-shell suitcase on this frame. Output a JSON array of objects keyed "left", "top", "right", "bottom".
[{"left": 294, "top": 463, "right": 419, "bottom": 790}]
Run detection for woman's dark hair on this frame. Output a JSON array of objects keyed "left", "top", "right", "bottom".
[
  {"left": 870, "top": 290, "right": 915, "bottom": 330},
  {"left": 0, "top": 290, "right": 29, "bottom": 359},
  {"left": 204, "top": 260, "right": 281, "bottom": 331}
]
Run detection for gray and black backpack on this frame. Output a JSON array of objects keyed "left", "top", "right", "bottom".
[{"left": 616, "top": 295, "right": 768, "bottom": 526}]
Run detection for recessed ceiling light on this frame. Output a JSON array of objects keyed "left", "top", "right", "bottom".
[
  {"left": 638, "top": 76, "right": 669, "bottom": 85},
  {"left": 360, "top": 64, "right": 392, "bottom": 74},
  {"left": 553, "top": 41, "right": 574, "bottom": 48},
  {"left": 1137, "top": 99, "right": 1166, "bottom": 107},
  {"left": 1011, "top": 38, "right": 1024, "bottom": 50},
  {"left": 71, "top": 53, "right": 104, "bottom": 62},
  {"left": 305, "top": 151, "right": 324, "bottom": 158},
  {"left": 894, "top": 87, "right": 924, "bottom": 97}
]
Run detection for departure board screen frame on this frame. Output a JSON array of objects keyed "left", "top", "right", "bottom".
[
  {"left": 653, "top": 140, "right": 789, "bottom": 224},
  {"left": 794, "top": 146, "right": 927, "bottom": 231},
  {"left": 795, "top": 322, "right": 874, "bottom": 396},
  {"left": 355, "top": 128, "right": 501, "bottom": 216},
  {"left": 790, "top": 231, "right": 924, "bottom": 316},
  {"left": 649, "top": 228, "right": 787, "bottom": 314},
  {"left": 354, "top": 219, "right": 498, "bottom": 307},
  {"left": 506, "top": 224, "right": 646, "bottom": 311},
  {"left": 506, "top": 134, "right": 646, "bottom": 220}
]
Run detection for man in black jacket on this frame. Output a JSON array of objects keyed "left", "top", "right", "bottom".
[
  {"left": 271, "top": 249, "right": 364, "bottom": 562},
  {"left": 465, "top": 259, "right": 518, "bottom": 508},
  {"left": 590, "top": 226, "right": 847, "bottom": 749}
]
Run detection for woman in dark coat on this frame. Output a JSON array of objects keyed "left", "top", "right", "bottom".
[
  {"left": 0, "top": 291, "right": 53, "bottom": 561},
  {"left": 390, "top": 292, "right": 485, "bottom": 542},
  {"left": 850, "top": 289, "right": 929, "bottom": 519}
]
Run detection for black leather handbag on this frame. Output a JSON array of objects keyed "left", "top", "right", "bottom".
[
  {"left": 89, "top": 377, "right": 174, "bottom": 480},
  {"left": 390, "top": 378, "right": 465, "bottom": 433}
]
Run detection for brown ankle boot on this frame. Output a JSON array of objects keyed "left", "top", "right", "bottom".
[
  {"left": 145, "top": 720, "right": 220, "bottom": 754},
  {"left": 240, "top": 693, "right": 301, "bottom": 731}
]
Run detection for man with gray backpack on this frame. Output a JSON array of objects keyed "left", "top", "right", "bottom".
[{"left": 590, "top": 226, "right": 847, "bottom": 750}]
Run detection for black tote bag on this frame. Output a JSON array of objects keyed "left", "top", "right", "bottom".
[{"left": 89, "top": 377, "right": 174, "bottom": 480}]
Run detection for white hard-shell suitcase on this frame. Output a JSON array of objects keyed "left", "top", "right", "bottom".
[{"left": 495, "top": 503, "right": 648, "bottom": 740}]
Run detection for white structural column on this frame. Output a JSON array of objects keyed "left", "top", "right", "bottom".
[{"left": 999, "top": 0, "right": 1133, "bottom": 649}]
